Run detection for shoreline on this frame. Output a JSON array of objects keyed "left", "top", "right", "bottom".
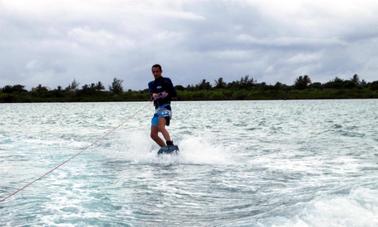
[{"left": 1, "top": 97, "right": 378, "bottom": 104}]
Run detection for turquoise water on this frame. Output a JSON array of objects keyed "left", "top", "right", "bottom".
[{"left": 0, "top": 100, "right": 377, "bottom": 226}]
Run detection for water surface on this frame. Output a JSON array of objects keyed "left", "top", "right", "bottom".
[{"left": 0, "top": 100, "right": 377, "bottom": 226}]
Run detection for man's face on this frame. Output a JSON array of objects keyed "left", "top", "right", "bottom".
[{"left": 152, "top": 67, "right": 162, "bottom": 79}]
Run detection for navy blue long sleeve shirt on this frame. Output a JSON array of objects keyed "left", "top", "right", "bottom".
[{"left": 148, "top": 77, "right": 177, "bottom": 109}]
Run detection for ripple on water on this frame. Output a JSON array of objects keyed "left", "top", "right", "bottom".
[{"left": 0, "top": 100, "right": 377, "bottom": 226}]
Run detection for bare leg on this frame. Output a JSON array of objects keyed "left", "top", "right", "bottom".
[
  {"left": 158, "top": 118, "right": 171, "bottom": 142},
  {"left": 150, "top": 126, "right": 166, "bottom": 147}
]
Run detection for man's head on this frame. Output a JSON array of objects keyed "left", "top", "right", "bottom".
[{"left": 152, "top": 64, "right": 163, "bottom": 79}]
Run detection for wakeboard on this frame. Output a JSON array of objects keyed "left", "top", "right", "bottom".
[{"left": 158, "top": 145, "right": 179, "bottom": 155}]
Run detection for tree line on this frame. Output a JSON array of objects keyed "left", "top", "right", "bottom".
[{"left": 1, "top": 74, "right": 377, "bottom": 102}]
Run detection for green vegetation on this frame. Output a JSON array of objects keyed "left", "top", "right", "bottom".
[{"left": 1, "top": 75, "right": 377, "bottom": 103}]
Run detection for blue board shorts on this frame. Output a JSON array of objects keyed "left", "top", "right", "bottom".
[{"left": 151, "top": 105, "right": 172, "bottom": 127}]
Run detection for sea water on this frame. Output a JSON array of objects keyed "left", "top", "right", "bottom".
[{"left": 0, "top": 100, "right": 377, "bottom": 226}]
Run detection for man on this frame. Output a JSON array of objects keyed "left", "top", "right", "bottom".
[{"left": 148, "top": 64, "right": 177, "bottom": 148}]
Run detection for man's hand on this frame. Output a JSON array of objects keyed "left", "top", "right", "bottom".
[
  {"left": 160, "top": 91, "right": 168, "bottom": 98},
  {"left": 152, "top": 92, "right": 168, "bottom": 100},
  {"left": 152, "top": 93, "right": 159, "bottom": 100}
]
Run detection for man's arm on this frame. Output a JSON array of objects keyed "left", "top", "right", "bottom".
[
  {"left": 148, "top": 81, "right": 155, "bottom": 101},
  {"left": 166, "top": 78, "right": 177, "bottom": 98}
]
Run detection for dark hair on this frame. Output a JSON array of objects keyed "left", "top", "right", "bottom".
[{"left": 152, "top": 64, "right": 162, "bottom": 71}]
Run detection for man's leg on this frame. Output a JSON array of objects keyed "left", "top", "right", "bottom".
[
  {"left": 150, "top": 126, "right": 166, "bottom": 147},
  {"left": 158, "top": 118, "right": 172, "bottom": 144}
]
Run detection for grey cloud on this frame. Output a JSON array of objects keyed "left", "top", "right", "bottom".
[{"left": 0, "top": 0, "right": 377, "bottom": 90}]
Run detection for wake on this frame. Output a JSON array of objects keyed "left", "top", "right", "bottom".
[{"left": 103, "top": 130, "right": 235, "bottom": 166}]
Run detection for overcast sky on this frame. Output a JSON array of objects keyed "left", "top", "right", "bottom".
[{"left": 1, "top": 0, "right": 377, "bottom": 89}]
